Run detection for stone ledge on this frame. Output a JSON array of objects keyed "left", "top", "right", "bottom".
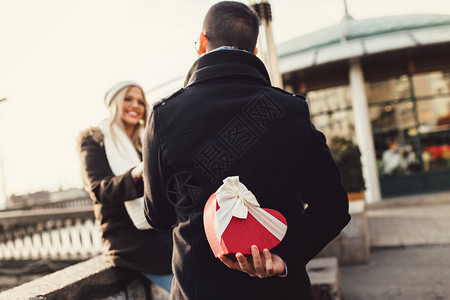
[
  {"left": 0, "top": 256, "right": 169, "bottom": 300},
  {"left": 318, "top": 200, "right": 371, "bottom": 264},
  {"left": 307, "top": 257, "right": 340, "bottom": 300},
  {"left": 0, "top": 206, "right": 94, "bottom": 226},
  {"left": 368, "top": 191, "right": 450, "bottom": 209}
]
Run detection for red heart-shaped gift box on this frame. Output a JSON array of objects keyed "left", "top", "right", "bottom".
[{"left": 203, "top": 192, "right": 287, "bottom": 257}]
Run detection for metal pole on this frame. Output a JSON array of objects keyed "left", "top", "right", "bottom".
[
  {"left": 0, "top": 98, "right": 8, "bottom": 209},
  {"left": 249, "top": 1, "right": 283, "bottom": 88},
  {"left": 343, "top": 0, "right": 350, "bottom": 18},
  {"left": 263, "top": 14, "right": 283, "bottom": 88},
  {"left": 0, "top": 151, "right": 7, "bottom": 210}
]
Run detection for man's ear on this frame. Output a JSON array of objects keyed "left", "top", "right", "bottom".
[
  {"left": 198, "top": 32, "right": 208, "bottom": 55},
  {"left": 253, "top": 47, "right": 258, "bottom": 55}
]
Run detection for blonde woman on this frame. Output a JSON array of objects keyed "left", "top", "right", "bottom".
[{"left": 78, "top": 81, "right": 173, "bottom": 291}]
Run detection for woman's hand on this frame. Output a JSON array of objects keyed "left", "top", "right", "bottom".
[
  {"left": 218, "top": 245, "right": 286, "bottom": 278},
  {"left": 131, "top": 163, "right": 144, "bottom": 182}
]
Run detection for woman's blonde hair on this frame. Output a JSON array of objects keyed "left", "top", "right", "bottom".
[{"left": 108, "top": 85, "right": 149, "bottom": 154}]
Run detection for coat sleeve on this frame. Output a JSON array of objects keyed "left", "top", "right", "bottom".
[
  {"left": 143, "top": 109, "right": 177, "bottom": 230},
  {"left": 79, "top": 136, "right": 143, "bottom": 204},
  {"left": 277, "top": 100, "right": 351, "bottom": 269}
]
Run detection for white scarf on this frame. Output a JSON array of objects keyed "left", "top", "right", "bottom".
[{"left": 99, "top": 119, "right": 151, "bottom": 230}]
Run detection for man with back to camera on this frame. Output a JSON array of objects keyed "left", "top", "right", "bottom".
[{"left": 143, "top": 1, "right": 351, "bottom": 299}]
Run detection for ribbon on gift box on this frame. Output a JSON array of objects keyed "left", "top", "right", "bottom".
[{"left": 214, "top": 176, "right": 287, "bottom": 244}]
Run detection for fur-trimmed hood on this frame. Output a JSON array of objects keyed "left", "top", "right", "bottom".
[{"left": 77, "top": 127, "right": 104, "bottom": 150}]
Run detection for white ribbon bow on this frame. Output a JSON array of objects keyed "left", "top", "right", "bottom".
[{"left": 214, "top": 176, "right": 287, "bottom": 243}]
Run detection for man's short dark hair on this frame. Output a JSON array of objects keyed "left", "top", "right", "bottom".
[{"left": 203, "top": 1, "right": 260, "bottom": 52}]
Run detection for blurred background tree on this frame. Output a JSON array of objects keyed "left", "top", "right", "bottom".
[{"left": 330, "top": 137, "right": 366, "bottom": 194}]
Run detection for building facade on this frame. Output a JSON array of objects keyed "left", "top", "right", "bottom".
[{"left": 278, "top": 14, "right": 450, "bottom": 200}]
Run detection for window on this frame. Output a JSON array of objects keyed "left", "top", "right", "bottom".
[
  {"left": 416, "top": 96, "right": 450, "bottom": 172},
  {"left": 366, "top": 75, "right": 421, "bottom": 177},
  {"left": 366, "top": 75, "right": 411, "bottom": 104},
  {"left": 307, "top": 85, "right": 354, "bottom": 139},
  {"left": 413, "top": 72, "right": 450, "bottom": 172},
  {"left": 369, "top": 71, "right": 450, "bottom": 177},
  {"left": 413, "top": 71, "right": 450, "bottom": 99}
]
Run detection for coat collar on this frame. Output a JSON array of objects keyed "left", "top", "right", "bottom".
[{"left": 184, "top": 50, "right": 271, "bottom": 88}]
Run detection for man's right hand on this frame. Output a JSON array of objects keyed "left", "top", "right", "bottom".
[{"left": 218, "top": 245, "right": 286, "bottom": 278}]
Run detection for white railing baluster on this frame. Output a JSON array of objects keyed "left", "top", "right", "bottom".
[
  {"left": 49, "top": 229, "right": 62, "bottom": 258},
  {"left": 0, "top": 218, "right": 104, "bottom": 261}
]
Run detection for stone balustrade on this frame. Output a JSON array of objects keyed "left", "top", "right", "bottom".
[{"left": 0, "top": 207, "right": 102, "bottom": 261}]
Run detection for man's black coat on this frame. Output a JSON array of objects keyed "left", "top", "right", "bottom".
[{"left": 144, "top": 50, "right": 350, "bottom": 300}]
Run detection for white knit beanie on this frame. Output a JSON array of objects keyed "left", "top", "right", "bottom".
[{"left": 104, "top": 80, "right": 141, "bottom": 107}]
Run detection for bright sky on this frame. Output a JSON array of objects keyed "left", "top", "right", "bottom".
[{"left": 1, "top": 0, "right": 450, "bottom": 202}]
